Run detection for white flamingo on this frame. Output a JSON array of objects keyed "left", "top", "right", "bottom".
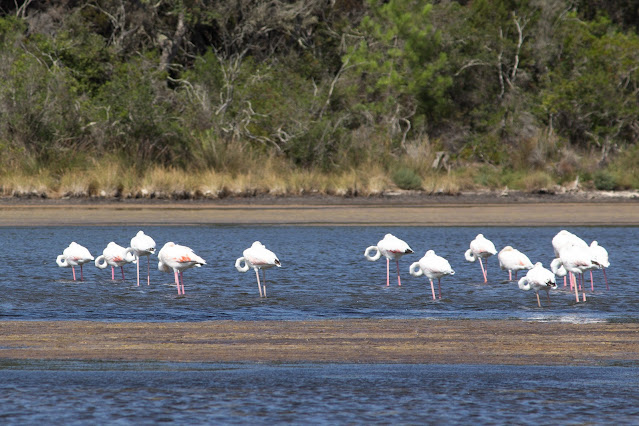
[
  {"left": 125, "top": 231, "right": 156, "bottom": 287},
  {"left": 235, "top": 241, "right": 281, "bottom": 298},
  {"left": 498, "top": 246, "right": 534, "bottom": 281},
  {"left": 518, "top": 262, "right": 557, "bottom": 307},
  {"left": 409, "top": 250, "right": 455, "bottom": 300},
  {"left": 95, "top": 242, "right": 136, "bottom": 280},
  {"left": 157, "top": 242, "right": 206, "bottom": 295},
  {"left": 465, "top": 234, "right": 497, "bottom": 283},
  {"left": 56, "top": 242, "right": 94, "bottom": 281},
  {"left": 590, "top": 241, "right": 610, "bottom": 290},
  {"left": 554, "top": 245, "right": 601, "bottom": 303},
  {"left": 365, "top": 234, "right": 414, "bottom": 287},
  {"left": 551, "top": 230, "right": 587, "bottom": 287}
]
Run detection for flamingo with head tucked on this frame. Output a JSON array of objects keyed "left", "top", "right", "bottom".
[
  {"left": 157, "top": 242, "right": 206, "bottom": 295},
  {"left": 56, "top": 242, "right": 94, "bottom": 281},
  {"left": 409, "top": 250, "right": 455, "bottom": 300},
  {"left": 465, "top": 234, "right": 497, "bottom": 283},
  {"left": 235, "top": 241, "right": 281, "bottom": 298},
  {"left": 498, "top": 246, "right": 534, "bottom": 281},
  {"left": 125, "top": 231, "right": 156, "bottom": 287},
  {"left": 590, "top": 241, "right": 610, "bottom": 290},
  {"left": 95, "top": 242, "right": 136, "bottom": 280},
  {"left": 365, "top": 234, "right": 414, "bottom": 287},
  {"left": 518, "top": 262, "right": 557, "bottom": 307},
  {"left": 554, "top": 245, "right": 601, "bottom": 303}
]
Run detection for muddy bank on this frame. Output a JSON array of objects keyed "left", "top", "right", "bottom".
[
  {"left": 0, "top": 200, "right": 638, "bottom": 226},
  {"left": 1, "top": 320, "right": 638, "bottom": 366}
]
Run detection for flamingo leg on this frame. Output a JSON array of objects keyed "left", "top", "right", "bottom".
[
  {"left": 514, "top": 270, "right": 518, "bottom": 280},
  {"left": 136, "top": 255, "right": 141, "bottom": 286},
  {"left": 262, "top": 269, "right": 267, "bottom": 298},
  {"left": 603, "top": 268, "right": 609, "bottom": 290},
  {"left": 429, "top": 279, "right": 436, "bottom": 300},
  {"left": 111, "top": 266, "right": 115, "bottom": 281},
  {"left": 572, "top": 274, "right": 579, "bottom": 303},
  {"left": 180, "top": 271, "right": 185, "bottom": 294},
  {"left": 536, "top": 292, "right": 541, "bottom": 308},
  {"left": 396, "top": 260, "right": 401, "bottom": 286},
  {"left": 564, "top": 276, "right": 567, "bottom": 287},
  {"left": 582, "top": 275, "right": 587, "bottom": 302},
  {"left": 80, "top": 265, "right": 84, "bottom": 281},
  {"left": 590, "top": 270, "right": 594, "bottom": 292},
  {"left": 386, "top": 258, "right": 390, "bottom": 287},
  {"left": 72, "top": 266, "right": 76, "bottom": 281},
  {"left": 255, "top": 269, "right": 263, "bottom": 298},
  {"left": 174, "top": 270, "right": 180, "bottom": 294},
  {"left": 147, "top": 256, "right": 151, "bottom": 286},
  {"left": 509, "top": 270, "right": 512, "bottom": 281},
  {"left": 478, "top": 258, "right": 487, "bottom": 283},
  {"left": 437, "top": 278, "right": 442, "bottom": 299}
]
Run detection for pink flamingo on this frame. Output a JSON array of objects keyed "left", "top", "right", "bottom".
[
  {"left": 465, "top": 234, "right": 497, "bottom": 283},
  {"left": 95, "top": 242, "right": 136, "bottom": 280},
  {"left": 365, "top": 234, "right": 414, "bottom": 287},
  {"left": 518, "top": 262, "right": 557, "bottom": 307},
  {"left": 56, "top": 242, "right": 94, "bottom": 281},
  {"left": 498, "top": 246, "right": 534, "bottom": 281},
  {"left": 409, "top": 250, "right": 455, "bottom": 300},
  {"left": 235, "top": 241, "right": 281, "bottom": 298},
  {"left": 125, "top": 231, "right": 156, "bottom": 287},
  {"left": 158, "top": 242, "right": 206, "bottom": 295}
]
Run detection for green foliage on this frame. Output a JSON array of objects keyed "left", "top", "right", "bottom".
[
  {"left": 392, "top": 166, "right": 423, "bottom": 190},
  {"left": 593, "top": 171, "right": 617, "bottom": 190}
]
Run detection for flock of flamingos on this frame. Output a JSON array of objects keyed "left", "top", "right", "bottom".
[{"left": 56, "top": 230, "right": 610, "bottom": 307}]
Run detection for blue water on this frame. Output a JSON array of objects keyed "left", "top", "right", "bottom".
[
  {"left": 1, "top": 225, "right": 638, "bottom": 424},
  {"left": 0, "top": 225, "right": 635, "bottom": 322}
]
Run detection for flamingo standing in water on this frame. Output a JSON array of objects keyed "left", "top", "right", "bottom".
[
  {"left": 235, "top": 241, "right": 281, "bottom": 298},
  {"left": 409, "top": 250, "right": 455, "bottom": 300},
  {"left": 95, "top": 242, "right": 136, "bottom": 280},
  {"left": 497, "top": 246, "right": 534, "bottom": 281},
  {"left": 518, "top": 262, "right": 557, "bottom": 308},
  {"left": 56, "top": 242, "right": 94, "bottom": 281},
  {"left": 590, "top": 241, "right": 610, "bottom": 290},
  {"left": 125, "top": 231, "right": 156, "bottom": 287},
  {"left": 365, "top": 234, "right": 414, "bottom": 287},
  {"left": 157, "top": 242, "right": 206, "bottom": 295},
  {"left": 551, "top": 230, "right": 587, "bottom": 287},
  {"left": 554, "top": 245, "right": 601, "bottom": 303},
  {"left": 465, "top": 234, "right": 497, "bottom": 283}
]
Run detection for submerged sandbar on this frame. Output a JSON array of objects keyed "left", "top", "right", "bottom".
[{"left": 1, "top": 319, "right": 638, "bottom": 366}]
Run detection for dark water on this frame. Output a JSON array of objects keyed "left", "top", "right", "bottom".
[
  {"left": 1, "top": 361, "right": 638, "bottom": 425},
  {"left": 2, "top": 225, "right": 638, "bottom": 424},
  {"left": 0, "top": 225, "right": 635, "bottom": 323}
]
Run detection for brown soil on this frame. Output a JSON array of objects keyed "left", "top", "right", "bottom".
[{"left": 1, "top": 320, "right": 638, "bottom": 365}]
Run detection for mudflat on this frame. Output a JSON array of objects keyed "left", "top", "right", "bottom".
[
  {"left": 1, "top": 320, "right": 637, "bottom": 365},
  {"left": 0, "top": 199, "right": 638, "bottom": 226}
]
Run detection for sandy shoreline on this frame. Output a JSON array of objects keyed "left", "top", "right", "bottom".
[
  {"left": 1, "top": 319, "right": 638, "bottom": 366},
  {"left": 1, "top": 199, "right": 639, "bottom": 226}
]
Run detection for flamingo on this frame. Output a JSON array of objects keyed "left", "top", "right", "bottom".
[
  {"left": 497, "top": 246, "right": 534, "bottom": 281},
  {"left": 465, "top": 234, "right": 497, "bottom": 283},
  {"left": 551, "top": 230, "right": 587, "bottom": 287},
  {"left": 157, "top": 242, "right": 206, "bottom": 295},
  {"left": 235, "top": 241, "right": 281, "bottom": 298},
  {"left": 56, "top": 242, "right": 94, "bottom": 281},
  {"left": 550, "top": 257, "right": 567, "bottom": 285},
  {"left": 518, "top": 262, "right": 557, "bottom": 307},
  {"left": 590, "top": 241, "right": 610, "bottom": 290},
  {"left": 95, "top": 242, "right": 136, "bottom": 280},
  {"left": 409, "top": 250, "right": 455, "bottom": 300},
  {"left": 125, "top": 231, "right": 156, "bottom": 287},
  {"left": 555, "top": 245, "right": 601, "bottom": 303},
  {"left": 365, "top": 234, "right": 414, "bottom": 287}
]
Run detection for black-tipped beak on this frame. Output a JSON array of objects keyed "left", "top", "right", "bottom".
[{"left": 406, "top": 249, "right": 414, "bottom": 254}]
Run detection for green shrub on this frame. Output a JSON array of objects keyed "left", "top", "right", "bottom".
[
  {"left": 593, "top": 171, "right": 617, "bottom": 190},
  {"left": 392, "top": 167, "right": 423, "bottom": 190}
]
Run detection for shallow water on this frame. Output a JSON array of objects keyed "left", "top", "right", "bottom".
[
  {"left": 0, "top": 225, "right": 634, "bottom": 323},
  {"left": 0, "top": 360, "right": 638, "bottom": 425}
]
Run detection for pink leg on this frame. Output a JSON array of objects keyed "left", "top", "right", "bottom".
[
  {"left": 386, "top": 258, "right": 390, "bottom": 286},
  {"left": 180, "top": 271, "right": 185, "bottom": 294},
  {"left": 111, "top": 266, "right": 115, "bottom": 281},
  {"left": 437, "top": 278, "right": 442, "bottom": 299},
  {"left": 514, "top": 270, "right": 518, "bottom": 280},
  {"left": 536, "top": 292, "right": 541, "bottom": 308},
  {"left": 603, "top": 268, "right": 609, "bottom": 290},
  {"left": 174, "top": 270, "right": 181, "bottom": 294},
  {"left": 80, "top": 265, "right": 84, "bottom": 281},
  {"left": 590, "top": 270, "right": 594, "bottom": 292},
  {"left": 255, "top": 269, "right": 263, "bottom": 297},
  {"left": 396, "top": 260, "right": 401, "bottom": 286},
  {"left": 147, "top": 256, "right": 151, "bottom": 286},
  {"left": 72, "top": 266, "right": 76, "bottom": 281},
  {"left": 578, "top": 274, "right": 582, "bottom": 291},
  {"left": 429, "top": 279, "right": 436, "bottom": 300},
  {"left": 509, "top": 270, "right": 512, "bottom": 281},
  {"left": 136, "top": 256, "right": 140, "bottom": 286},
  {"left": 572, "top": 274, "right": 579, "bottom": 303},
  {"left": 582, "top": 276, "right": 587, "bottom": 302},
  {"left": 564, "top": 276, "right": 567, "bottom": 287},
  {"left": 478, "top": 258, "right": 487, "bottom": 283}
]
